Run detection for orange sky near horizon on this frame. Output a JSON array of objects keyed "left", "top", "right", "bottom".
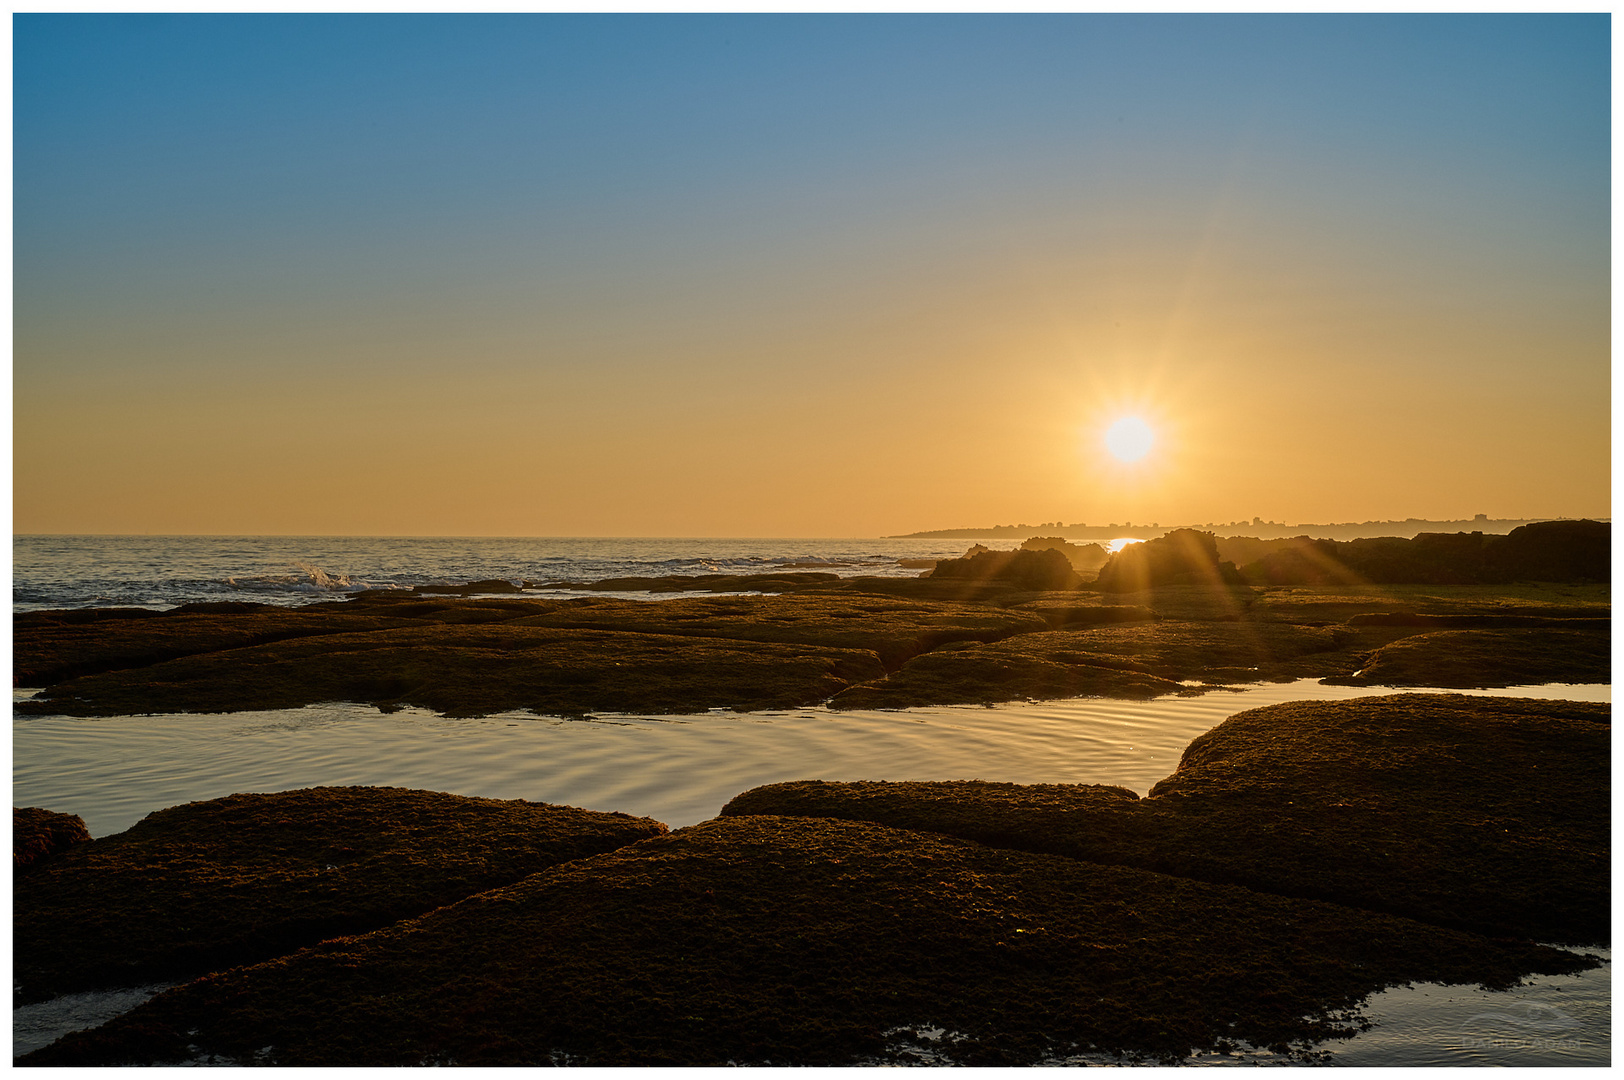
[{"left": 13, "top": 16, "right": 1610, "bottom": 537}]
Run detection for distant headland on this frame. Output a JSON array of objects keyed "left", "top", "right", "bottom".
[{"left": 890, "top": 515, "right": 1605, "bottom": 543}]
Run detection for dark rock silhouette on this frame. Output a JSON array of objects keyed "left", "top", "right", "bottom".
[
  {"left": 1236, "top": 520, "right": 1610, "bottom": 586},
  {"left": 1488, "top": 519, "right": 1610, "bottom": 582},
  {"left": 1094, "top": 530, "right": 1244, "bottom": 592},
  {"left": 1020, "top": 536, "right": 1110, "bottom": 572},
  {"left": 927, "top": 546, "right": 1080, "bottom": 590},
  {"left": 14, "top": 807, "right": 91, "bottom": 871}
]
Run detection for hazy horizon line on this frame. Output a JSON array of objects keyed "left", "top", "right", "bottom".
[{"left": 14, "top": 514, "right": 1609, "bottom": 543}]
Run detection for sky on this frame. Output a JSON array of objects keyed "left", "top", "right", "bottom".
[{"left": 13, "top": 14, "right": 1611, "bottom": 537}]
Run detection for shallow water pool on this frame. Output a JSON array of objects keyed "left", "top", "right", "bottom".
[{"left": 12, "top": 679, "right": 1609, "bottom": 837}]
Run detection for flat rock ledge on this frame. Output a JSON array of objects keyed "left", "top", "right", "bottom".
[
  {"left": 14, "top": 584, "right": 1609, "bottom": 720},
  {"left": 725, "top": 694, "right": 1611, "bottom": 945},
  {"left": 13, "top": 787, "right": 667, "bottom": 1005},
  {"left": 16, "top": 815, "right": 1591, "bottom": 1067}
]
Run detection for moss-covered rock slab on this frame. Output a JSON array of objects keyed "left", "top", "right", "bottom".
[
  {"left": 504, "top": 593, "right": 1049, "bottom": 669},
  {"left": 13, "top": 806, "right": 91, "bottom": 870},
  {"left": 13, "top": 585, "right": 1609, "bottom": 718},
  {"left": 826, "top": 636, "right": 1187, "bottom": 708},
  {"left": 825, "top": 621, "right": 1357, "bottom": 709},
  {"left": 1334, "top": 627, "right": 1610, "bottom": 688},
  {"left": 15, "top": 623, "right": 887, "bottom": 718},
  {"left": 14, "top": 787, "right": 667, "bottom": 1003},
  {"left": 724, "top": 695, "right": 1610, "bottom": 944},
  {"left": 17, "top": 815, "right": 1593, "bottom": 1067},
  {"left": 12, "top": 603, "right": 424, "bottom": 687},
  {"left": 1245, "top": 583, "right": 1610, "bottom": 625}
]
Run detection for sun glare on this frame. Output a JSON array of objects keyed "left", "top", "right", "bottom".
[{"left": 1104, "top": 416, "right": 1155, "bottom": 463}]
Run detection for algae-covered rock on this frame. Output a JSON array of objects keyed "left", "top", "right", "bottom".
[
  {"left": 13, "top": 787, "right": 667, "bottom": 1004},
  {"left": 14, "top": 806, "right": 91, "bottom": 870},
  {"left": 12, "top": 583, "right": 1608, "bottom": 718},
  {"left": 505, "top": 593, "right": 1049, "bottom": 670},
  {"left": 18, "top": 815, "right": 1593, "bottom": 1067},
  {"left": 1335, "top": 627, "right": 1610, "bottom": 688},
  {"left": 1245, "top": 582, "right": 1611, "bottom": 625},
  {"left": 12, "top": 604, "right": 424, "bottom": 687},
  {"left": 16, "top": 624, "right": 887, "bottom": 718},
  {"left": 825, "top": 621, "right": 1357, "bottom": 709},
  {"left": 723, "top": 695, "right": 1610, "bottom": 945},
  {"left": 826, "top": 645, "right": 1185, "bottom": 709}
]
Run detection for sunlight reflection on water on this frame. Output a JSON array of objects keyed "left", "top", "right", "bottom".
[{"left": 12, "top": 679, "right": 1608, "bottom": 838}]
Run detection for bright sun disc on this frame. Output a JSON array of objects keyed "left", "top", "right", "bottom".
[{"left": 1104, "top": 416, "right": 1155, "bottom": 463}]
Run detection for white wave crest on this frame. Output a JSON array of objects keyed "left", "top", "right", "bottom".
[{"left": 225, "top": 563, "right": 383, "bottom": 594}]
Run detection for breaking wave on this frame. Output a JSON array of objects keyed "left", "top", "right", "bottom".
[{"left": 225, "top": 564, "right": 392, "bottom": 596}]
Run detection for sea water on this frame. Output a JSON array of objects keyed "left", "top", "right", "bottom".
[
  {"left": 12, "top": 534, "right": 992, "bottom": 612},
  {"left": 10, "top": 535, "right": 1612, "bottom": 1065}
]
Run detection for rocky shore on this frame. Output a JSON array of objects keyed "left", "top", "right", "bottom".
[
  {"left": 14, "top": 690, "right": 1608, "bottom": 1065},
  {"left": 12, "top": 527, "right": 1610, "bottom": 1064},
  {"left": 12, "top": 575, "right": 1609, "bottom": 721}
]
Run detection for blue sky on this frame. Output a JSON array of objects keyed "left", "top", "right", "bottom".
[{"left": 14, "top": 14, "right": 1610, "bottom": 536}]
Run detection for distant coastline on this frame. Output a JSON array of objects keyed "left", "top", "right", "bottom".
[{"left": 890, "top": 516, "right": 1606, "bottom": 543}]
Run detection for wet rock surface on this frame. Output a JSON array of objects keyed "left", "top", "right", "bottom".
[
  {"left": 17, "top": 814, "right": 1594, "bottom": 1067},
  {"left": 725, "top": 694, "right": 1611, "bottom": 945},
  {"left": 13, "top": 787, "right": 668, "bottom": 1004}
]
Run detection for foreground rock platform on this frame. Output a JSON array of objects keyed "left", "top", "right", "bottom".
[
  {"left": 725, "top": 694, "right": 1611, "bottom": 945},
  {"left": 16, "top": 814, "right": 1594, "bottom": 1067},
  {"left": 13, "top": 581, "right": 1610, "bottom": 718},
  {"left": 13, "top": 787, "right": 668, "bottom": 1005}
]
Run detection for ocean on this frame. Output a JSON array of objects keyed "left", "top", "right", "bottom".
[
  {"left": 10, "top": 534, "right": 1611, "bottom": 1065},
  {"left": 12, "top": 534, "right": 996, "bottom": 612}
]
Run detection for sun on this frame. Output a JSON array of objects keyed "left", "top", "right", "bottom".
[{"left": 1104, "top": 416, "right": 1156, "bottom": 463}]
